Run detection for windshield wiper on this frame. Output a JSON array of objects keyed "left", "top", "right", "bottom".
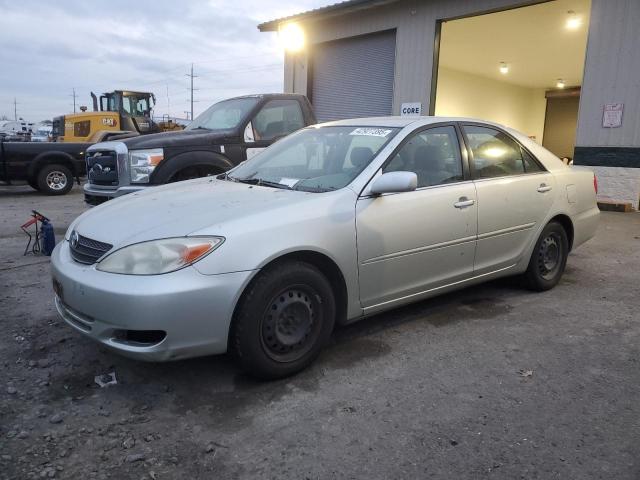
[
  {"left": 236, "top": 177, "right": 292, "bottom": 190},
  {"left": 189, "top": 126, "right": 211, "bottom": 131},
  {"left": 294, "top": 185, "right": 336, "bottom": 193}
]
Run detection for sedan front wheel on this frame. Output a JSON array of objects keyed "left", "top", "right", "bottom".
[{"left": 231, "top": 260, "right": 336, "bottom": 379}]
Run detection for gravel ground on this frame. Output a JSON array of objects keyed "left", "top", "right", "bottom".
[{"left": 1, "top": 183, "right": 639, "bottom": 480}]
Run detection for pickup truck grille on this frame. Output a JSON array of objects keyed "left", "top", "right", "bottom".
[
  {"left": 86, "top": 150, "right": 118, "bottom": 186},
  {"left": 70, "top": 234, "right": 113, "bottom": 265}
]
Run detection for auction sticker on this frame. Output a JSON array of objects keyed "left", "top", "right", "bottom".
[
  {"left": 278, "top": 177, "right": 300, "bottom": 188},
  {"left": 350, "top": 128, "right": 393, "bottom": 137}
]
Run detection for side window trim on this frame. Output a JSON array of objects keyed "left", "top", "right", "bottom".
[{"left": 460, "top": 123, "right": 548, "bottom": 180}]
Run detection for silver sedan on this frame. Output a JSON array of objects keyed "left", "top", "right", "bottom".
[{"left": 51, "top": 117, "right": 599, "bottom": 378}]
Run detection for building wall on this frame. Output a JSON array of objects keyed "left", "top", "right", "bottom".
[
  {"left": 435, "top": 67, "right": 547, "bottom": 143},
  {"left": 285, "top": 0, "right": 543, "bottom": 114},
  {"left": 279, "top": 0, "right": 639, "bottom": 207},
  {"left": 575, "top": 0, "right": 640, "bottom": 152},
  {"left": 573, "top": 0, "right": 640, "bottom": 207}
]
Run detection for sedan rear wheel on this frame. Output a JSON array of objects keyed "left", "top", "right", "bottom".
[
  {"left": 231, "top": 260, "right": 336, "bottom": 379},
  {"left": 524, "top": 221, "right": 569, "bottom": 291}
]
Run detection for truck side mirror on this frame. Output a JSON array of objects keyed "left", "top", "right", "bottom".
[{"left": 244, "top": 122, "right": 255, "bottom": 143}]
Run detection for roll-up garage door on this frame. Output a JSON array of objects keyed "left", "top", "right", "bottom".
[{"left": 311, "top": 30, "right": 396, "bottom": 122}]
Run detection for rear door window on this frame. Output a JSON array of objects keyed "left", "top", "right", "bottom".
[{"left": 463, "top": 125, "right": 526, "bottom": 179}]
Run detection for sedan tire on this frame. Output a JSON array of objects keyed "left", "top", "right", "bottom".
[
  {"left": 524, "top": 221, "right": 569, "bottom": 291},
  {"left": 231, "top": 260, "right": 336, "bottom": 379}
]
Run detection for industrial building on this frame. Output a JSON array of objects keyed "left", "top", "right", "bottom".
[{"left": 259, "top": 0, "right": 640, "bottom": 209}]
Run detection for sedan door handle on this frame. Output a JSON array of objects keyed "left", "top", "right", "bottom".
[
  {"left": 537, "top": 183, "right": 552, "bottom": 193},
  {"left": 454, "top": 197, "right": 475, "bottom": 209}
]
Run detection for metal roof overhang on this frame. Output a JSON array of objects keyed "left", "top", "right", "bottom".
[{"left": 257, "top": 0, "right": 400, "bottom": 32}]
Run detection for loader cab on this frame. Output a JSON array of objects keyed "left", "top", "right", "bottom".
[{"left": 99, "top": 90, "right": 157, "bottom": 135}]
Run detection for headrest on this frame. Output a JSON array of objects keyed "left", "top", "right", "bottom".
[
  {"left": 350, "top": 146, "right": 374, "bottom": 168},
  {"left": 414, "top": 145, "right": 446, "bottom": 170}
]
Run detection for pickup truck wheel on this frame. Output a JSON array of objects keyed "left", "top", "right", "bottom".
[
  {"left": 170, "top": 165, "right": 221, "bottom": 182},
  {"left": 231, "top": 261, "right": 336, "bottom": 379},
  {"left": 524, "top": 221, "right": 569, "bottom": 291},
  {"left": 37, "top": 164, "right": 73, "bottom": 195}
]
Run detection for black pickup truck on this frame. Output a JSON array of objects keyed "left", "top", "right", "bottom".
[
  {"left": 0, "top": 140, "right": 88, "bottom": 195},
  {"left": 83, "top": 93, "right": 316, "bottom": 205}
]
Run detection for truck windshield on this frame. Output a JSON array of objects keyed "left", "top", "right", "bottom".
[
  {"left": 229, "top": 126, "right": 400, "bottom": 192},
  {"left": 187, "top": 97, "right": 258, "bottom": 131}
]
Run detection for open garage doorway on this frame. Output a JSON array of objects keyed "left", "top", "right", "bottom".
[{"left": 433, "top": 0, "right": 590, "bottom": 161}]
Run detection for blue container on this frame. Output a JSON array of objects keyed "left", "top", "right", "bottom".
[{"left": 41, "top": 220, "right": 56, "bottom": 256}]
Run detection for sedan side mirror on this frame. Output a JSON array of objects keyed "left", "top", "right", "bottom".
[{"left": 370, "top": 171, "right": 418, "bottom": 195}]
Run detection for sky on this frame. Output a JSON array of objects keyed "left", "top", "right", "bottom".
[{"left": 0, "top": 0, "right": 329, "bottom": 122}]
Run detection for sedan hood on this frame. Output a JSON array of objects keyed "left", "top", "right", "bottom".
[{"left": 72, "top": 179, "right": 313, "bottom": 247}]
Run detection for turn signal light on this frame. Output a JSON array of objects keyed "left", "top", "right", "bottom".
[
  {"left": 593, "top": 174, "right": 598, "bottom": 194},
  {"left": 181, "top": 243, "right": 214, "bottom": 264}
]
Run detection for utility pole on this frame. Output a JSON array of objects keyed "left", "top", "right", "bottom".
[
  {"left": 166, "top": 84, "right": 170, "bottom": 117},
  {"left": 185, "top": 63, "right": 198, "bottom": 121},
  {"left": 71, "top": 88, "right": 77, "bottom": 113},
  {"left": 13, "top": 98, "right": 17, "bottom": 120}
]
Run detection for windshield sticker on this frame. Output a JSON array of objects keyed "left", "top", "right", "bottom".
[
  {"left": 279, "top": 177, "right": 300, "bottom": 188},
  {"left": 350, "top": 127, "right": 393, "bottom": 137}
]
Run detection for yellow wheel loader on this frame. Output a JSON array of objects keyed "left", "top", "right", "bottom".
[{"left": 52, "top": 90, "right": 183, "bottom": 143}]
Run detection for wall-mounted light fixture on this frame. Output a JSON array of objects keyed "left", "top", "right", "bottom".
[
  {"left": 566, "top": 10, "right": 581, "bottom": 29},
  {"left": 279, "top": 23, "right": 305, "bottom": 52},
  {"left": 556, "top": 78, "right": 566, "bottom": 89},
  {"left": 499, "top": 62, "right": 509, "bottom": 74}
]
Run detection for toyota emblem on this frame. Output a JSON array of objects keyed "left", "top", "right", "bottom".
[{"left": 70, "top": 230, "right": 79, "bottom": 249}]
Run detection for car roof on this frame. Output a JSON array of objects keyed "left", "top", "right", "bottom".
[
  {"left": 316, "top": 115, "right": 569, "bottom": 173},
  {"left": 318, "top": 116, "right": 508, "bottom": 129}
]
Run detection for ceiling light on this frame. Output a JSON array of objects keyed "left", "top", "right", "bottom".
[
  {"left": 499, "top": 62, "right": 509, "bottom": 74},
  {"left": 557, "top": 79, "right": 566, "bottom": 89},
  {"left": 566, "top": 10, "right": 581, "bottom": 29}
]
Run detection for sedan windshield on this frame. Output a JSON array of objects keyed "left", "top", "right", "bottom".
[
  {"left": 186, "top": 97, "right": 258, "bottom": 131},
  {"left": 229, "top": 126, "right": 400, "bottom": 192}
]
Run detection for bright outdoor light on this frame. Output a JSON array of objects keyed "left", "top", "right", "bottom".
[
  {"left": 499, "top": 62, "right": 509, "bottom": 74},
  {"left": 556, "top": 78, "right": 566, "bottom": 89},
  {"left": 279, "top": 23, "right": 305, "bottom": 52},
  {"left": 566, "top": 10, "right": 581, "bottom": 29}
]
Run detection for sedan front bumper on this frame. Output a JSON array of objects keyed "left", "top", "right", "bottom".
[{"left": 51, "top": 241, "right": 254, "bottom": 361}]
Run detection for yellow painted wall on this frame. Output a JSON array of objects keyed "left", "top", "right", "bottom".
[{"left": 435, "top": 67, "right": 547, "bottom": 144}]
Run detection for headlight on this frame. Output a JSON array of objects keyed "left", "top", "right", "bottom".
[
  {"left": 129, "top": 148, "right": 163, "bottom": 184},
  {"left": 96, "top": 237, "right": 223, "bottom": 275}
]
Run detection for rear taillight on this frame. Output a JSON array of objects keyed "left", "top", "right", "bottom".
[{"left": 593, "top": 174, "right": 598, "bottom": 194}]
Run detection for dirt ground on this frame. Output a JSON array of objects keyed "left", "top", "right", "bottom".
[{"left": 1, "top": 183, "right": 639, "bottom": 480}]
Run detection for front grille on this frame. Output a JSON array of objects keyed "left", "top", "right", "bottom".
[
  {"left": 86, "top": 150, "right": 119, "bottom": 186},
  {"left": 70, "top": 234, "right": 113, "bottom": 264}
]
